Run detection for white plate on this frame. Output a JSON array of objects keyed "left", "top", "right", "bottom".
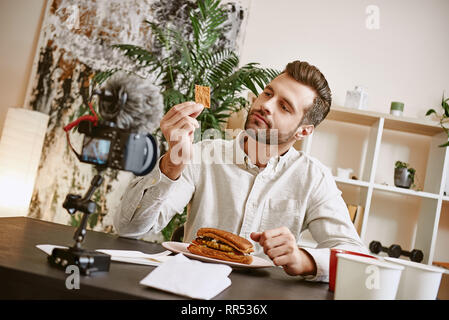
[{"left": 162, "top": 241, "right": 273, "bottom": 269}]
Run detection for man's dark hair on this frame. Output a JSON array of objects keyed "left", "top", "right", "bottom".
[{"left": 283, "top": 60, "right": 332, "bottom": 127}]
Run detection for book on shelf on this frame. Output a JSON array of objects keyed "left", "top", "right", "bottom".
[
  {"left": 347, "top": 204, "right": 358, "bottom": 222},
  {"left": 346, "top": 204, "right": 364, "bottom": 236}
]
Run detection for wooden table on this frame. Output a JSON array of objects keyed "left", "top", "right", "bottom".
[{"left": 0, "top": 217, "right": 333, "bottom": 300}]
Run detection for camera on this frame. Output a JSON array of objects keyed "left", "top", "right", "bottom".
[
  {"left": 55, "top": 118, "right": 159, "bottom": 274},
  {"left": 51, "top": 72, "right": 163, "bottom": 275},
  {"left": 77, "top": 119, "right": 158, "bottom": 176}
]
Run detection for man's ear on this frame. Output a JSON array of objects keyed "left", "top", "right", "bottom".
[{"left": 294, "top": 124, "right": 314, "bottom": 140}]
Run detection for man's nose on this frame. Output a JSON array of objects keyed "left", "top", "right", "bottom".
[{"left": 261, "top": 98, "right": 276, "bottom": 115}]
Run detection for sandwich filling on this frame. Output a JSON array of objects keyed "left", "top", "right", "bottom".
[{"left": 193, "top": 236, "right": 244, "bottom": 256}]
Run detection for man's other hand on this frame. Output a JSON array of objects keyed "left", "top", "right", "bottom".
[{"left": 250, "top": 227, "right": 317, "bottom": 277}]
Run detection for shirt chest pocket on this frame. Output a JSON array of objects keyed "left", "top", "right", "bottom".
[{"left": 260, "top": 199, "right": 304, "bottom": 235}]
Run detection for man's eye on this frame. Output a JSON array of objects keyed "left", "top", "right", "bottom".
[
  {"left": 281, "top": 104, "right": 290, "bottom": 112},
  {"left": 264, "top": 91, "right": 271, "bottom": 96}
]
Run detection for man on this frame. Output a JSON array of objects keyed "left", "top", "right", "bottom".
[{"left": 114, "top": 60, "right": 368, "bottom": 282}]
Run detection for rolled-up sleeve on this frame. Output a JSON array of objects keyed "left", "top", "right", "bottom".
[
  {"left": 113, "top": 154, "right": 197, "bottom": 239},
  {"left": 300, "top": 172, "right": 369, "bottom": 283}
]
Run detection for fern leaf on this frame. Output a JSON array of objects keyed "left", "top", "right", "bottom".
[{"left": 92, "top": 69, "right": 118, "bottom": 85}]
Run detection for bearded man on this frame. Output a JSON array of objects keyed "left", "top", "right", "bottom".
[{"left": 114, "top": 60, "right": 368, "bottom": 281}]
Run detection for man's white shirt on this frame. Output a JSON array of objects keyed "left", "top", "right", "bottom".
[{"left": 114, "top": 131, "right": 368, "bottom": 282}]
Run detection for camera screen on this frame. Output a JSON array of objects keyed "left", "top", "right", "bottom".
[{"left": 81, "top": 137, "right": 111, "bottom": 165}]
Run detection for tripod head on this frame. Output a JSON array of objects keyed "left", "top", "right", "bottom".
[{"left": 63, "top": 172, "right": 104, "bottom": 249}]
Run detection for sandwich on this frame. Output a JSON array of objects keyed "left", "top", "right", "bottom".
[{"left": 187, "top": 228, "right": 254, "bottom": 265}]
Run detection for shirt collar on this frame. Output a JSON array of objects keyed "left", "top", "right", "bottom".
[{"left": 233, "top": 130, "right": 297, "bottom": 173}]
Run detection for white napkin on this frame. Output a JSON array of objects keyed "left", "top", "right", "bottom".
[
  {"left": 140, "top": 253, "right": 232, "bottom": 300},
  {"left": 36, "top": 244, "right": 68, "bottom": 255},
  {"left": 36, "top": 244, "right": 172, "bottom": 266},
  {"left": 96, "top": 249, "right": 172, "bottom": 265}
]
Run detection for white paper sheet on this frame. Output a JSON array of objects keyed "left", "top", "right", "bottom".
[
  {"left": 140, "top": 253, "right": 232, "bottom": 300},
  {"left": 36, "top": 244, "right": 172, "bottom": 266}
]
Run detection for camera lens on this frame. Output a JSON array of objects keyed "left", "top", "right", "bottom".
[{"left": 134, "top": 134, "right": 158, "bottom": 176}]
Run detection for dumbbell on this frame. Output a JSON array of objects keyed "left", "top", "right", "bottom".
[
  {"left": 369, "top": 241, "right": 424, "bottom": 263},
  {"left": 369, "top": 241, "right": 401, "bottom": 258}
]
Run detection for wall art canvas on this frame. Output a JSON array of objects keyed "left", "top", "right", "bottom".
[{"left": 24, "top": 0, "right": 252, "bottom": 242}]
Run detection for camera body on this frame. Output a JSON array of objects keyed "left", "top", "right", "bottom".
[{"left": 78, "top": 120, "right": 158, "bottom": 176}]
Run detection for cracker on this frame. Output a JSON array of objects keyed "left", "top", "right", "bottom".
[{"left": 195, "top": 84, "right": 210, "bottom": 108}]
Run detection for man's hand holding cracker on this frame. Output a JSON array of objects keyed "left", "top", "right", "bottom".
[
  {"left": 159, "top": 85, "right": 210, "bottom": 180},
  {"left": 159, "top": 102, "right": 203, "bottom": 180}
]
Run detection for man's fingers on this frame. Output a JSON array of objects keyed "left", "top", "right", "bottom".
[
  {"left": 250, "top": 232, "right": 262, "bottom": 242},
  {"left": 189, "top": 105, "right": 205, "bottom": 119},
  {"left": 166, "top": 117, "right": 198, "bottom": 141},
  {"left": 263, "top": 234, "right": 289, "bottom": 250},
  {"left": 273, "top": 254, "right": 291, "bottom": 267},
  {"left": 173, "top": 116, "right": 199, "bottom": 131},
  {"left": 258, "top": 226, "right": 291, "bottom": 246},
  {"left": 266, "top": 243, "right": 295, "bottom": 259},
  {"left": 164, "top": 102, "right": 204, "bottom": 125},
  {"left": 164, "top": 101, "right": 195, "bottom": 121},
  {"left": 162, "top": 116, "right": 199, "bottom": 134},
  {"left": 254, "top": 227, "right": 303, "bottom": 273}
]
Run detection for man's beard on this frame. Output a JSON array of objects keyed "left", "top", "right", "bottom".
[{"left": 244, "top": 113, "right": 300, "bottom": 145}]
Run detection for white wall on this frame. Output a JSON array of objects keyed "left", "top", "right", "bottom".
[
  {"left": 0, "top": 0, "right": 46, "bottom": 136},
  {"left": 241, "top": 0, "right": 449, "bottom": 117}
]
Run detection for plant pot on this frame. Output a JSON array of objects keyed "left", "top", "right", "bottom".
[
  {"left": 390, "top": 101, "right": 404, "bottom": 116},
  {"left": 394, "top": 167, "right": 413, "bottom": 189}
]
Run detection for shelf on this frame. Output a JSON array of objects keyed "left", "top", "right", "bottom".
[
  {"left": 327, "top": 106, "right": 380, "bottom": 126},
  {"left": 334, "top": 176, "right": 369, "bottom": 187},
  {"left": 306, "top": 104, "right": 447, "bottom": 264},
  {"left": 327, "top": 106, "right": 443, "bottom": 136},
  {"left": 334, "top": 178, "right": 439, "bottom": 199},
  {"left": 373, "top": 183, "right": 439, "bottom": 199}
]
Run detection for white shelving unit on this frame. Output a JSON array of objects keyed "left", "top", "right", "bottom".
[{"left": 296, "top": 106, "right": 449, "bottom": 266}]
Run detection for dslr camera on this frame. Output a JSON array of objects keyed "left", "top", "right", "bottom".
[{"left": 78, "top": 119, "right": 158, "bottom": 176}]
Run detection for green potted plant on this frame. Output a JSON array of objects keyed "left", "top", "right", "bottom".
[
  {"left": 93, "top": 0, "right": 279, "bottom": 241},
  {"left": 394, "top": 161, "right": 416, "bottom": 189},
  {"left": 426, "top": 92, "right": 449, "bottom": 147},
  {"left": 94, "top": 0, "right": 278, "bottom": 142}
]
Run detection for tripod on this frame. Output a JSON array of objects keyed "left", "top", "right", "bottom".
[{"left": 48, "top": 168, "right": 111, "bottom": 275}]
